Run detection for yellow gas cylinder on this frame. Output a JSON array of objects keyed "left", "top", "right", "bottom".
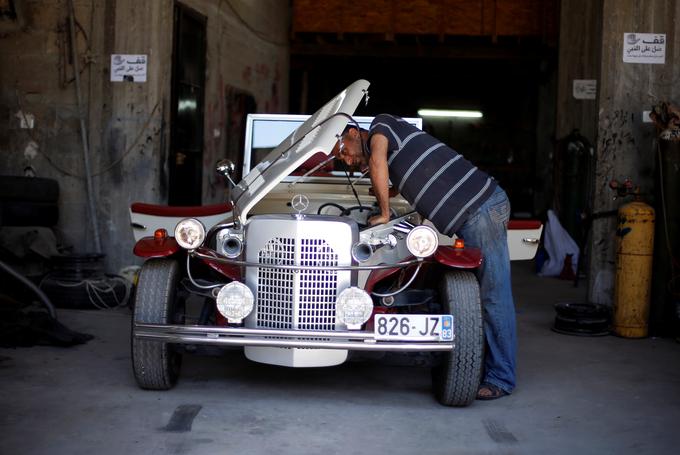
[{"left": 613, "top": 200, "right": 655, "bottom": 338}]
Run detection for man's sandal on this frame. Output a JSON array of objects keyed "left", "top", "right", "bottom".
[{"left": 476, "top": 382, "right": 509, "bottom": 400}]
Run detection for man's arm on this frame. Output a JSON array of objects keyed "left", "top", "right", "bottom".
[{"left": 368, "top": 133, "right": 391, "bottom": 226}]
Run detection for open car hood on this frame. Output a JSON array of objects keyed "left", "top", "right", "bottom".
[{"left": 231, "top": 79, "right": 370, "bottom": 222}]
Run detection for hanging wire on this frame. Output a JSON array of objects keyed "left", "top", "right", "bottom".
[
  {"left": 14, "top": 87, "right": 160, "bottom": 179},
  {"left": 39, "top": 275, "right": 132, "bottom": 310},
  {"left": 223, "top": 0, "right": 288, "bottom": 47}
]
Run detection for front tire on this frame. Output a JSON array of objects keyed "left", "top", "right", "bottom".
[
  {"left": 131, "top": 259, "right": 183, "bottom": 390},
  {"left": 432, "top": 270, "right": 484, "bottom": 406}
]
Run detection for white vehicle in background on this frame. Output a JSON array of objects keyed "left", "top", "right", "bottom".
[{"left": 129, "top": 79, "right": 542, "bottom": 406}]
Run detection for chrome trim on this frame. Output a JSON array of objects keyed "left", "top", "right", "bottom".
[
  {"left": 208, "top": 221, "right": 235, "bottom": 241},
  {"left": 134, "top": 323, "right": 454, "bottom": 352},
  {"left": 193, "top": 249, "right": 422, "bottom": 271}
]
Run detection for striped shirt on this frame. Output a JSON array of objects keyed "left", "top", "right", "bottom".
[{"left": 368, "top": 114, "right": 496, "bottom": 236}]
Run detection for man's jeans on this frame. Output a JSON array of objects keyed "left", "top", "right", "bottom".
[{"left": 457, "top": 185, "right": 516, "bottom": 393}]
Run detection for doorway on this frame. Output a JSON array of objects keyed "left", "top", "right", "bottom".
[{"left": 168, "top": 3, "right": 206, "bottom": 206}]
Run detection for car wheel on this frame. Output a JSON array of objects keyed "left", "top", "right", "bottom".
[
  {"left": 131, "top": 259, "right": 183, "bottom": 390},
  {"left": 431, "top": 270, "right": 484, "bottom": 406}
]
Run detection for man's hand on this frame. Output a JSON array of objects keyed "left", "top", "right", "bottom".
[{"left": 368, "top": 213, "right": 390, "bottom": 226}]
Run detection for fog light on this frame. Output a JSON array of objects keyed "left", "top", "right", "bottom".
[
  {"left": 215, "top": 282, "right": 254, "bottom": 324},
  {"left": 174, "top": 218, "right": 206, "bottom": 250},
  {"left": 406, "top": 225, "right": 438, "bottom": 258},
  {"left": 336, "top": 287, "right": 373, "bottom": 329}
]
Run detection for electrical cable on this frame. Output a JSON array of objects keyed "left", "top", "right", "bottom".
[
  {"left": 68, "top": 0, "right": 101, "bottom": 253},
  {"left": 344, "top": 168, "right": 364, "bottom": 210},
  {"left": 38, "top": 274, "right": 131, "bottom": 310},
  {"left": 0, "top": 259, "right": 57, "bottom": 319},
  {"left": 223, "top": 0, "right": 288, "bottom": 47},
  {"left": 14, "top": 88, "right": 160, "bottom": 179},
  {"left": 91, "top": 102, "right": 160, "bottom": 176},
  {"left": 317, "top": 202, "right": 348, "bottom": 215},
  {"left": 186, "top": 255, "right": 224, "bottom": 290},
  {"left": 15, "top": 89, "right": 81, "bottom": 178},
  {"left": 371, "top": 263, "right": 423, "bottom": 297}
]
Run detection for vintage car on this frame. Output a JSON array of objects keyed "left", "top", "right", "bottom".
[{"left": 130, "top": 79, "right": 542, "bottom": 407}]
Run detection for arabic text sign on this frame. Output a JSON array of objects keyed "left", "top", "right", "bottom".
[
  {"left": 623, "top": 33, "right": 666, "bottom": 64},
  {"left": 573, "top": 79, "right": 597, "bottom": 100},
  {"left": 110, "top": 54, "right": 148, "bottom": 82}
]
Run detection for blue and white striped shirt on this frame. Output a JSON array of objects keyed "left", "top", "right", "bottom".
[{"left": 368, "top": 114, "right": 496, "bottom": 235}]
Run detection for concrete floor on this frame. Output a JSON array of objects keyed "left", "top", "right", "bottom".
[{"left": 1, "top": 262, "right": 679, "bottom": 455}]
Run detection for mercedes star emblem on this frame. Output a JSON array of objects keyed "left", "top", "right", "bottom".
[{"left": 291, "top": 194, "right": 309, "bottom": 214}]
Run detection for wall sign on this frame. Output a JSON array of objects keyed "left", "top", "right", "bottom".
[
  {"left": 623, "top": 33, "right": 666, "bottom": 64},
  {"left": 110, "top": 54, "right": 148, "bottom": 82},
  {"left": 573, "top": 79, "right": 597, "bottom": 100}
]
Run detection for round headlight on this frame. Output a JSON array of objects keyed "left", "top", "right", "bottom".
[
  {"left": 406, "top": 225, "right": 439, "bottom": 258},
  {"left": 215, "top": 282, "right": 254, "bottom": 324},
  {"left": 336, "top": 287, "right": 373, "bottom": 329},
  {"left": 174, "top": 218, "right": 206, "bottom": 250}
]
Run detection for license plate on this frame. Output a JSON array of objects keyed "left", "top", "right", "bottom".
[{"left": 374, "top": 314, "right": 453, "bottom": 341}]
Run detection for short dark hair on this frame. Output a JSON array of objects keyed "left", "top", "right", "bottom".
[{"left": 342, "top": 124, "right": 367, "bottom": 135}]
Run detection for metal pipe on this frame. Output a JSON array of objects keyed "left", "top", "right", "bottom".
[
  {"left": 68, "top": 0, "right": 102, "bottom": 253},
  {"left": 0, "top": 259, "right": 57, "bottom": 319}
]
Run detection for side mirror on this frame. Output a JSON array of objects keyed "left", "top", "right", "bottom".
[
  {"left": 216, "top": 159, "right": 235, "bottom": 178},
  {"left": 216, "top": 159, "right": 238, "bottom": 214},
  {"left": 216, "top": 159, "right": 238, "bottom": 188}
]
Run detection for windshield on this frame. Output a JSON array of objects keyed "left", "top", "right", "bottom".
[{"left": 243, "top": 115, "right": 423, "bottom": 179}]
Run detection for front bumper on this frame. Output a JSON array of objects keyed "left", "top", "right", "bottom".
[{"left": 134, "top": 323, "right": 454, "bottom": 352}]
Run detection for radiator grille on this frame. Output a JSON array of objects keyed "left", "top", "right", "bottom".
[
  {"left": 256, "top": 237, "right": 339, "bottom": 331},
  {"left": 257, "top": 238, "right": 295, "bottom": 329},
  {"left": 299, "top": 239, "right": 338, "bottom": 331}
]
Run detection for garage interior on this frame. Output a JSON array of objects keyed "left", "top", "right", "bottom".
[{"left": 0, "top": 1, "right": 679, "bottom": 453}]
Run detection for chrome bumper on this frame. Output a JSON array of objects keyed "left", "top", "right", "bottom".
[{"left": 134, "top": 323, "right": 454, "bottom": 352}]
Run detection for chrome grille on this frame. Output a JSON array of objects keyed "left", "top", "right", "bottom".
[
  {"left": 256, "top": 238, "right": 295, "bottom": 329},
  {"left": 255, "top": 237, "right": 339, "bottom": 331},
  {"left": 299, "top": 239, "right": 338, "bottom": 331}
]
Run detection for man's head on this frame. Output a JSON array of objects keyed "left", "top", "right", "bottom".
[{"left": 332, "top": 125, "right": 368, "bottom": 168}]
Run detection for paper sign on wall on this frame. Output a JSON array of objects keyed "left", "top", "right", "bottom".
[
  {"left": 623, "top": 33, "right": 666, "bottom": 64},
  {"left": 110, "top": 54, "right": 148, "bottom": 82},
  {"left": 573, "top": 80, "right": 597, "bottom": 100}
]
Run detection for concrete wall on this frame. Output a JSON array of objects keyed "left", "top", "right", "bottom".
[
  {"left": 556, "top": 0, "right": 679, "bottom": 308},
  {"left": 589, "top": 0, "right": 680, "bottom": 305},
  {"left": 0, "top": 0, "right": 289, "bottom": 272}
]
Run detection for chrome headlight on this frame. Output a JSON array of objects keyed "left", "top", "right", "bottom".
[
  {"left": 406, "top": 225, "right": 438, "bottom": 258},
  {"left": 174, "top": 218, "right": 206, "bottom": 250},
  {"left": 336, "top": 287, "right": 373, "bottom": 329},
  {"left": 215, "top": 282, "right": 254, "bottom": 324}
]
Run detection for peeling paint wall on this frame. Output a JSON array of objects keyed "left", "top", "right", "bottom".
[
  {"left": 0, "top": 0, "right": 290, "bottom": 273},
  {"left": 179, "top": 0, "right": 290, "bottom": 203}
]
